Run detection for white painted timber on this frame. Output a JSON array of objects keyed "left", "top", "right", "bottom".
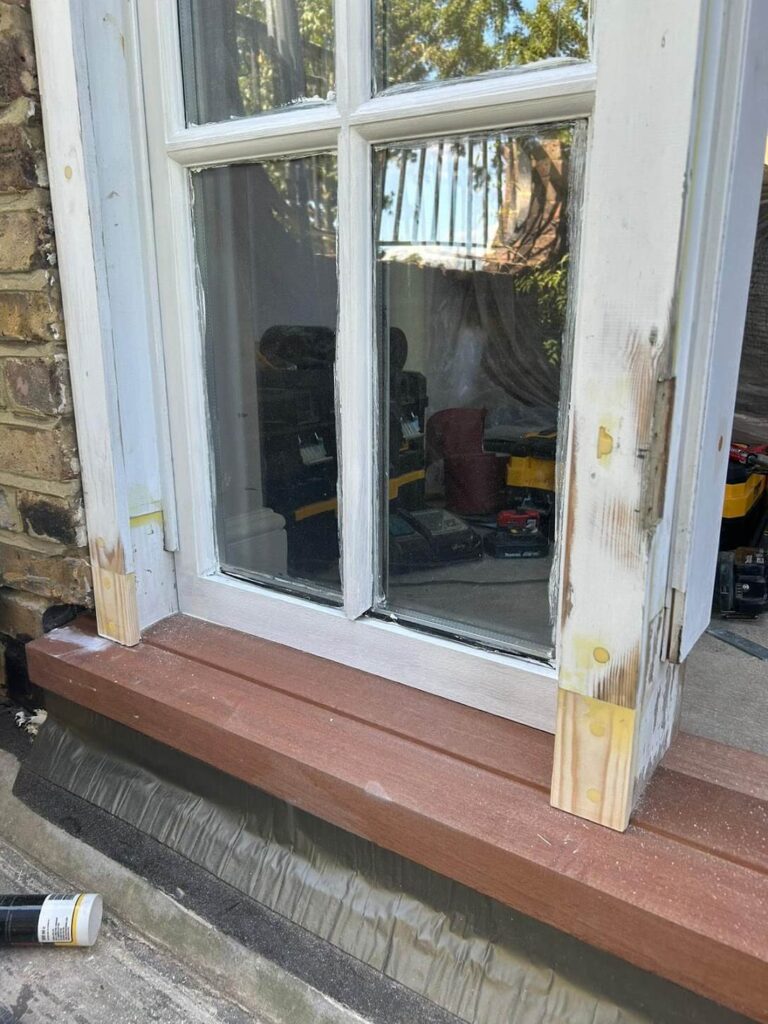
[
  {"left": 167, "top": 107, "right": 341, "bottom": 167},
  {"left": 669, "top": 0, "right": 768, "bottom": 661},
  {"left": 138, "top": 0, "right": 219, "bottom": 581},
  {"left": 31, "top": 0, "right": 139, "bottom": 644},
  {"left": 551, "top": 0, "right": 705, "bottom": 829},
  {"left": 74, "top": 0, "right": 178, "bottom": 627},
  {"left": 350, "top": 61, "right": 596, "bottom": 143},
  {"left": 336, "top": 0, "right": 375, "bottom": 619}
]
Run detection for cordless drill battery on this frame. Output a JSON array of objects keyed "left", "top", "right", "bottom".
[{"left": 485, "top": 508, "right": 549, "bottom": 559}]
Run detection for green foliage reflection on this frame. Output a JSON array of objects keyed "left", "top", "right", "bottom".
[{"left": 374, "top": 0, "right": 588, "bottom": 90}]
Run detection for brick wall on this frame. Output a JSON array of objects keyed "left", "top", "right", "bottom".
[{"left": 0, "top": 0, "right": 90, "bottom": 696}]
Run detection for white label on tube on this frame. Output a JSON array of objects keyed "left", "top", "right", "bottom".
[{"left": 37, "top": 894, "right": 80, "bottom": 943}]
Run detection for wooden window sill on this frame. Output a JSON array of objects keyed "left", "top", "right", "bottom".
[{"left": 27, "top": 614, "right": 768, "bottom": 1023}]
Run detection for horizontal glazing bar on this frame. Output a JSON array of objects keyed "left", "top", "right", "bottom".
[
  {"left": 166, "top": 105, "right": 342, "bottom": 166},
  {"left": 166, "top": 62, "right": 595, "bottom": 166},
  {"left": 350, "top": 62, "right": 596, "bottom": 143}
]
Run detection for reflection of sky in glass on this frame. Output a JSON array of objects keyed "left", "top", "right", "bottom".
[
  {"left": 378, "top": 136, "right": 534, "bottom": 263},
  {"left": 481, "top": 0, "right": 536, "bottom": 46}
]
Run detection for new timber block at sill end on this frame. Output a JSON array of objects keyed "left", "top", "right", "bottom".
[
  {"left": 91, "top": 563, "right": 140, "bottom": 647},
  {"left": 88, "top": 533, "right": 141, "bottom": 647},
  {"left": 550, "top": 690, "right": 635, "bottom": 832}
]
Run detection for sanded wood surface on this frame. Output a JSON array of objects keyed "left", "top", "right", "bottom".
[
  {"left": 28, "top": 615, "right": 768, "bottom": 1022},
  {"left": 552, "top": 0, "right": 703, "bottom": 830},
  {"left": 145, "top": 615, "right": 555, "bottom": 790}
]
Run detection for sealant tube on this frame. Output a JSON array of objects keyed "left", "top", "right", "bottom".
[{"left": 0, "top": 893, "right": 103, "bottom": 946}]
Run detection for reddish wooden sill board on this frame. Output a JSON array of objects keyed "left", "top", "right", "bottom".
[{"left": 27, "top": 615, "right": 768, "bottom": 1023}]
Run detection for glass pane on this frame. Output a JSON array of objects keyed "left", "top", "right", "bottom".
[
  {"left": 179, "top": 0, "right": 335, "bottom": 125},
  {"left": 375, "top": 125, "right": 581, "bottom": 655},
  {"left": 374, "top": 0, "right": 588, "bottom": 93},
  {"left": 192, "top": 154, "right": 340, "bottom": 599}
]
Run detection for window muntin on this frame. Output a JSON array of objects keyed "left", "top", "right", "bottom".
[
  {"left": 191, "top": 154, "right": 341, "bottom": 599},
  {"left": 179, "top": 0, "right": 335, "bottom": 125},
  {"left": 373, "top": 0, "right": 589, "bottom": 94},
  {"left": 374, "top": 124, "right": 579, "bottom": 655}
]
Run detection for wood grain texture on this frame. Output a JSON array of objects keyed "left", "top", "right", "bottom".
[
  {"left": 27, "top": 616, "right": 768, "bottom": 1022},
  {"left": 551, "top": 691, "right": 634, "bottom": 831},
  {"left": 91, "top": 562, "right": 140, "bottom": 648},
  {"left": 144, "top": 615, "right": 554, "bottom": 788},
  {"left": 663, "top": 731, "right": 768, "bottom": 803},
  {"left": 557, "top": 0, "right": 698, "bottom": 707},
  {"left": 555, "top": 0, "right": 768, "bottom": 830},
  {"left": 147, "top": 615, "right": 768, "bottom": 879}
]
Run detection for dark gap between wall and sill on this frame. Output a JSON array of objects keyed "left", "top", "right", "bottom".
[{"left": 0, "top": 601, "right": 81, "bottom": 708}]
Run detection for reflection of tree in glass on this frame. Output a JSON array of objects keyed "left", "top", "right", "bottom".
[
  {"left": 233, "top": 0, "right": 334, "bottom": 115},
  {"left": 375, "top": 0, "right": 588, "bottom": 90}
]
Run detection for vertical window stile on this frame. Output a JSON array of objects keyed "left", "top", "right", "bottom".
[{"left": 335, "top": 0, "right": 376, "bottom": 619}]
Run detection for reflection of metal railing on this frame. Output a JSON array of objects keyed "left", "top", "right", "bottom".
[
  {"left": 387, "top": 139, "right": 505, "bottom": 253},
  {"left": 378, "top": 135, "right": 568, "bottom": 273},
  {"left": 261, "top": 152, "right": 337, "bottom": 259}
]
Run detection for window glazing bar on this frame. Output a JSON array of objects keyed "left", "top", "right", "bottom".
[{"left": 336, "top": 0, "right": 376, "bottom": 619}]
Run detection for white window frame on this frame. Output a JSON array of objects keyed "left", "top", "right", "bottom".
[
  {"left": 135, "top": 0, "right": 597, "bottom": 728},
  {"left": 31, "top": 0, "right": 768, "bottom": 828}
]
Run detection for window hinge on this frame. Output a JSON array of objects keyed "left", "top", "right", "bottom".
[{"left": 663, "top": 587, "right": 685, "bottom": 663}]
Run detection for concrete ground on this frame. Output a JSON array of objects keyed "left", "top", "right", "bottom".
[
  {"left": 681, "top": 614, "right": 768, "bottom": 756},
  {"left": 0, "top": 835, "right": 259, "bottom": 1024}
]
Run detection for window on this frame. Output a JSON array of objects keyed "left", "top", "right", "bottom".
[
  {"left": 35, "top": 0, "right": 768, "bottom": 827},
  {"left": 191, "top": 154, "right": 341, "bottom": 600},
  {"left": 179, "top": 0, "right": 335, "bottom": 122},
  {"left": 136, "top": 0, "right": 711, "bottom": 730}
]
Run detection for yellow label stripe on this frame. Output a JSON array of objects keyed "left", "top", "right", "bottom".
[
  {"left": 129, "top": 510, "right": 164, "bottom": 529},
  {"left": 55, "top": 893, "right": 85, "bottom": 947}
]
